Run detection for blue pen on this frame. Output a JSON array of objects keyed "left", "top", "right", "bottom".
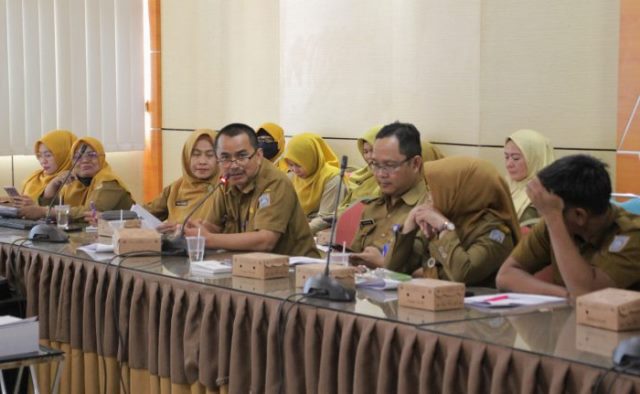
[{"left": 382, "top": 243, "right": 389, "bottom": 257}]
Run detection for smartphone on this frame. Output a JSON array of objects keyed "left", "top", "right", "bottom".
[{"left": 3, "top": 186, "right": 20, "bottom": 198}]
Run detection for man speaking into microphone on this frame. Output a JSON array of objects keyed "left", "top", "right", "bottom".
[{"left": 184, "top": 123, "right": 320, "bottom": 257}]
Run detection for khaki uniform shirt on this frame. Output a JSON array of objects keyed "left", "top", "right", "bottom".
[
  {"left": 350, "top": 177, "right": 428, "bottom": 273},
  {"left": 143, "top": 185, "right": 172, "bottom": 222},
  {"left": 42, "top": 180, "right": 134, "bottom": 221},
  {"left": 208, "top": 161, "right": 320, "bottom": 258},
  {"left": 519, "top": 204, "right": 540, "bottom": 228},
  {"left": 511, "top": 205, "right": 640, "bottom": 289},
  {"left": 388, "top": 211, "right": 514, "bottom": 285}
]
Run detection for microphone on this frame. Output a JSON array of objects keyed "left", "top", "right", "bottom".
[
  {"left": 161, "top": 174, "right": 228, "bottom": 255},
  {"left": 303, "top": 155, "right": 355, "bottom": 302},
  {"left": 28, "top": 143, "right": 89, "bottom": 242}
]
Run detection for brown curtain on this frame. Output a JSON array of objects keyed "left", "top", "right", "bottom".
[{"left": 1, "top": 244, "right": 639, "bottom": 394}]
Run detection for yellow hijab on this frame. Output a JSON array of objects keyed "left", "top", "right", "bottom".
[
  {"left": 345, "top": 126, "right": 381, "bottom": 199},
  {"left": 424, "top": 156, "right": 520, "bottom": 245},
  {"left": 421, "top": 139, "right": 446, "bottom": 162},
  {"left": 257, "top": 122, "right": 290, "bottom": 172},
  {"left": 284, "top": 133, "right": 340, "bottom": 215},
  {"left": 506, "top": 129, "right": 555, "bottom": 219},
  {"left": 61, "top": 137, "right": 131, "bottom": 206},
  {"left": 22, "top": 130, "right": 77, "bottom": 201},
  {"left": 166, "top": 129, "right": 219, "bottom": 222}
]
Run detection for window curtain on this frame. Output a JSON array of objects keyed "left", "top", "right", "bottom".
[{"left": 0, "top": 0, "right": 144, "bottom": 155}]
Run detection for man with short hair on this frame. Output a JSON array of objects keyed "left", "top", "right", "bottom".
[
  {"left": 349, "top": 122, "right": 427, "bottom": 272},
  {"left": 496, "top": 154, "right": 640, "bottom": 297},
  {"left": 184, "top": 123, "right": 319, "bottom": 257}
]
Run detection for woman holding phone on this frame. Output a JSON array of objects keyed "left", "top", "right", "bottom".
[{"left": 10, "top": 130, "right": 77, "bottom": 208}]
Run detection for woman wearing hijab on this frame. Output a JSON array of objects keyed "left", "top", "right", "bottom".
[
  {"left": 283, "top": 133, "right": 344, "bottom": 234},
  {"left": 256, "top": 122, "right": 289, "bottom": 172},
  {"left": 339, "top": 126, "right": 446, "bottom": 214},
  {"left": 13, "top": 130, "right": 77, "bottom": 207},
  {"left": 30, "top": 137, "right": 134, "bottom": 223},
  {"left": 504, "top": 129, "right": 555, "bottom": 227},
  {"left": 144, "top": 129, "right": 219, "bottom": 233},
  {"left": 384, "top": 157, "right": 520, "bottom": 286}
]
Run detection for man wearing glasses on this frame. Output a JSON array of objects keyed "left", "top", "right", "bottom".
[
  {"left": 184, "top": 123, "right": 320, "bottom": 257},
  {"left": 349, "top": 122, "right": 427, "bottom": 272}
]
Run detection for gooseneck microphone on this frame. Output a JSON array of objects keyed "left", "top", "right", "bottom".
[
  {"left": 161, "top": 174, "right": 228, "bottom": 255},
  {"left": 303, "top": 155, "right": 355, "bottom": 302},
  {"left": 28, "top": 143, "right": 89, "bottom": 242}
]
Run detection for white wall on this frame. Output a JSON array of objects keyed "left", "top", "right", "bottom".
[{"left": 157, "top": 0, "right": 618, "bottom": 184}]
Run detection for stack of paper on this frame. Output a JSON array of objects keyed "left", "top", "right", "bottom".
[
  {"left": 288, "top": 256, "right": 326, "bottom": 266},
  {"left": 190, "top": 260, "right": 232, "bottom": 276},
  {"left": 76, "top": 243, "right": 115, "bottom": 262},
  {"left": 356, "top": 275, "right": 401, "bottom": 290},
  {"left": 0, "top": 316, "right": 39, "bottom": 356},
  {"left": 465, "top": 293, "right": 567, "bottom": 311}
]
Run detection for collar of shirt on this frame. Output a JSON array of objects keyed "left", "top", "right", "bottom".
[{"left": 376, "top": 177, "right": 427, "bottom": 208}]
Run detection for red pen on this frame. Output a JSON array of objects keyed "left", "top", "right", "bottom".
[{"left": 484, "top": 294, "right": 509, "bottom": 303}]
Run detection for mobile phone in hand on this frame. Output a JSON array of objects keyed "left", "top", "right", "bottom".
[{"left": 3, "top": 186, "right": 20, "bottom": 198}]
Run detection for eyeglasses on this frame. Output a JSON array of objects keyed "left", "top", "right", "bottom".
[
  {"left": 368, "top": 157, "right": 413, "bottom": 173},
  {"left": 217, "top": 150, "right": 257, "bottom": 166},
  {"left": 257, "top": 135, "right": 275, "bottom": 144},
  {"left": 73, "top": 151, "right": 101, "bottom": 161}
]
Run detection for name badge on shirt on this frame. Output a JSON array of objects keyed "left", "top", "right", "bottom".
[
  {"left": 489, "top": 229, "right": 506, "bottom": 244},
  {"left": 175, "top": 199, "right": 189, "bottom": 207},
  {"left": 258, "top": 193, "right": 271, "bottom": 209},
  {"left": 360, "top": 218, "right": 375, "bottom": 227},
  {"left": 609, "top": 235, "right": 630, "bottom": 253}
]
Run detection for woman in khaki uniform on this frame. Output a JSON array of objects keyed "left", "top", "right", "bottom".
[
  {"left": 20, "top": 136, "right": 134, "bottom": 222},
  {"left": 387, "top": 156, "right": 520, "bottom": 286},
  {"left": 283, "top": 133, "right": 343, "bottom": 235},
  {"left": 57, "top": 137, "right": 133, "bottom": 222},
  {"left": 14, "top": 130, "right": 77, "bottom": 219},
  {"left": 504, "top": 129, "right": 555, "bottom": 228},
  {"left": 144, "top": 129, "right": 219, "bottom": 233}
]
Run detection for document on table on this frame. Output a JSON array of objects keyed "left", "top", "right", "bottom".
[
  {"left": 77, "top": 243, "right": 115, "bottom": 262},
  {"left": 355, "top": 275, "right": 401, "bottom": 290},
  {"left": 131, "top": 204, "right": 163, "bottom": 229},
  {"left": 288, "top": 256, "right": 326, "bottom": 266},
  {"left": 465, "top": 293, "right": 567, "bottom": 312},
  {"left": 190, "top": 260, "right": 232, "bottom": 275}
]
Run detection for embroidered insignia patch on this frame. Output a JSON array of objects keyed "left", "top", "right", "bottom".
[
  {"left": 489, "top": 229, "right": 506, "bottom": 244},
  {"left": 258, "top": 193, "right": 270, "bottom": 209},
  {"left": 608, "top": 235, "right": 630, "bottom": 253}
]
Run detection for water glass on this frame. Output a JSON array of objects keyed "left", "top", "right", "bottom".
[
  {"left": 330, "top": 252, "right": 350, "bottom": 266},
  {"left": 186, "top": 236, "right": 205, "bottom": 263},
  {"left": 55, "top": 205, "right": 70, "bottom": 229}
]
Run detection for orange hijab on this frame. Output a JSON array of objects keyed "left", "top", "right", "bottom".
[
  {"left": 423, "top": 156, "right": 520, "bottom": 244},
  {"left": 22, "top": 130, "right": 77, "bottom": 200},
  {"left": 165, "top": 129, "right": 219, "bottom": 222},
  {"left": 61, "top": 137, "right": 131, "bottom": 206}
]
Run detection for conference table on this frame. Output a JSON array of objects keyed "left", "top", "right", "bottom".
[{"left": 0, "top": 228, "right": 639, "bottom": 394}]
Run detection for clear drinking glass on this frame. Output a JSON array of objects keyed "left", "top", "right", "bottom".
[
  {"left": 186, "top": 236, "right": 205, "bottom": 263},
  {"left": 55, "top": 205, "right": 70, "bottom": 229}
]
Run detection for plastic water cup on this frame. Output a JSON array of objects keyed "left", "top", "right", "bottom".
[
  {"left": 55, "top": 205, "right": 70, "bottom": 229},
  {"left": 186, "top": 236, "right": 205, "bottom": 263},
  {"left": 330, "top": 252, "right": 350, "bottom": 266}
]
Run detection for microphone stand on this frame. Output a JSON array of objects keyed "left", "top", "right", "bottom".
[
  {"left": 161, "top": 175, "right": 228, "bottom": 255},
  {"left": 28, "top": 144, "right": 89, "bottom": 242},
  {"left": 303, "top": 155, "right": 355, "bottom": 302}
]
